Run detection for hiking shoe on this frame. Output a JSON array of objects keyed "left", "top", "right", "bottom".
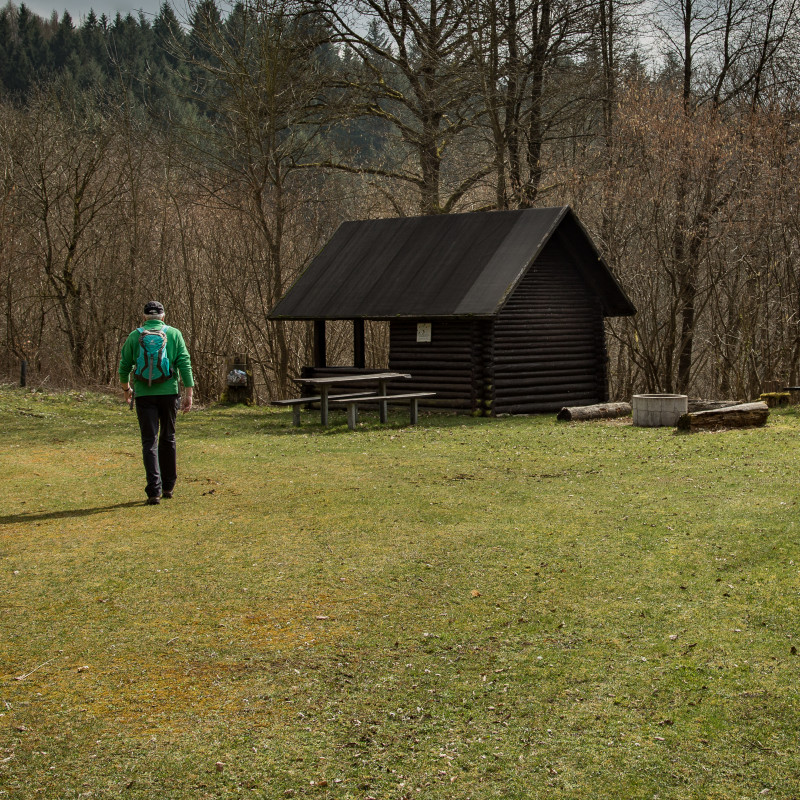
[
  {"left": 146, "top": 496, "right": 161, "bottom": 505},
  {"left": 162, "top": 491, "right": 173, "bottom": 499}
]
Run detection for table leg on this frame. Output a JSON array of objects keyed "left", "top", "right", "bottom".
[
  {"left": 410, "top": 398, "right": 419, "bottom": 425},
  {"left": 378, "top": 379, "right": 388, "bottom": 423},
  {"left": 321, "top": 386, "right": 329, "bottom": 426}
]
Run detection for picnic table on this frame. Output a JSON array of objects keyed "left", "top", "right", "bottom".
[{"left": 292, "top": 372, "right": 412, "bottom": 426}]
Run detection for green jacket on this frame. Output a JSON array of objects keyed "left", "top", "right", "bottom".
[{"left": 119, "top": 320, "right": 194, "bottom": 396}]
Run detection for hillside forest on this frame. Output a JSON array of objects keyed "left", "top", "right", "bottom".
[{"left": 2, "top": 0, "right": 800, "bottom": 404}]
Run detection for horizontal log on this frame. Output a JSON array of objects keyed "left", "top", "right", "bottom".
[
  {"left": 688, "top": 399, "right": 743, "bottom": 412},
  {"left": 492, "top": 355, "right": 598, "bottom": 368},
  {"left": 387, "top": 367, "right": 473, "bottom": 379},
  {"left": 424, "top": 398, "right": 474, "bottom": 409},
  {"left": 493, "top": 332, "right": 600, "bottom": 342},
  {"left": 492, "top": 347, "right": 600, "bottom": 362},
  {"left": 389, "top": 345, "right": 475, "bottom": 354},
  {"left": 493, "top": 342, "right": 600, "bottom": 353},
  {"left": 676, "top": 401, "right": 769, "bottom": 431},
  {"left": 492, "top": 370, "right": 599, "bottom": 386},
  {"left": 495, "top": 382, "right": 599, "bottom": 399},
  {"left": 500, "top": 315, "right": 593, "bottom": 323},
  {"left": 400, "top": 389, "right": 473, "bottom": 400},
  {"left": 495, "top": 391, "right": 599, "bottom": 408},
  {"left": 494, "top": 322, "right": 598, "bottom": 332},
  {"left": 493, "top": 374, "right": 600, "bottom": 388},
  {"left": 389, "top": 354, "right": 474, "bottom": 366},
  {"left": 491, "top": 337, "right": 600, "bottom": 349},
  {"left": 557, "top": 402, "right": 632, "bottom": 421},
  {"left": 495, "top": 397, "right": 601, "bottom": 414}
]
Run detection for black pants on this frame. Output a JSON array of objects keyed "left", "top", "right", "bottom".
[{"left": 135, "top": 394, "right": 179, "bottom": 499}]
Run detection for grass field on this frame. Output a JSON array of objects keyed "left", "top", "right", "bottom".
[{"left": 1, "top": 385, "right": 798, "bottom": 799}]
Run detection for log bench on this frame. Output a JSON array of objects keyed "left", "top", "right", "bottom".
[
  {"left": 329, "top": 392, "right": 437, "bottom": 430},
  {"left": 272, "top": 392, "right": 376, "bottom": 426}
]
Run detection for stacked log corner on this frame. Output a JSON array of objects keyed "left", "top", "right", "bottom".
[{"left": 676, "top": 401, "right": 769, "bottom": 432}]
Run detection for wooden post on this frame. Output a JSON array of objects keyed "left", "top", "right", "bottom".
[
  {"left": 320, "top": 385, "right": 330, "bottom": 426},
  {"left": 378, "top": 378, "right": 389, "bottom": 423},
  {"left": 354, "top": 319, "right": 366, "bottom": 369},
  {"left": 346, "top": 402, "right": 358, "bottom": 430},
  {"left": 313, "top": 320, "right": 327, "bottom": 368},
  {"left": 20, "top": 360, "right": 27, "bottom": 388}
]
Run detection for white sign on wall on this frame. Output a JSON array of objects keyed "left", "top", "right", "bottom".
[{"left": 416, "top": 322, "right": 432, "bottom": 343}]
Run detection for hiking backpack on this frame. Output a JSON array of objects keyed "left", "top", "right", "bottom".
[{"left": 134, "top": 325, "right": 173, "bottom": 386}]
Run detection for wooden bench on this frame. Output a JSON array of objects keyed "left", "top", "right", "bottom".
[
  {"left": 272, "top": 392, "right": 376, "bottom": 426},
  {"left": 329, "top": 392, "right": 436, "bottom": 430}
]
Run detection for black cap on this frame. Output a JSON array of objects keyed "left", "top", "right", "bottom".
[{"left": 143, "top": 300, "right": 165, "bottom": 315}]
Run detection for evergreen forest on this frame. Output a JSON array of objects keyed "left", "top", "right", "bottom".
[{"left": 1, "top": 0, "right": 799, "bottom": 404}]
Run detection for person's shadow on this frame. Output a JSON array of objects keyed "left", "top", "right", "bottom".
[{"left": 0, "top": 502, "right": 143, "bottom": 526}]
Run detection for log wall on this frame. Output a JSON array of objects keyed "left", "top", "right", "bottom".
[
  {"left": 490, "top": 239, "right": 608, "bottom": 414},
  {"left": 377, "top": 238, "right": 610, "bottom": 416},
  {"left": 388, "top": 319, "right": 488, "bottom": 411}
]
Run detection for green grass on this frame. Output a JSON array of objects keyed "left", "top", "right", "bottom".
[{"left": 1, "top": 385, "right": 799, "bottom": 799}]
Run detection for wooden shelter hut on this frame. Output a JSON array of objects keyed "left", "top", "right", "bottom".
[{"left": 269, "top": 207, "right": 636, "bottom": 415}]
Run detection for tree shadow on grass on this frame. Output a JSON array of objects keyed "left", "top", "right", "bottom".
[{"left": 0, "top": 501, "right": 143, "bottom": 526}]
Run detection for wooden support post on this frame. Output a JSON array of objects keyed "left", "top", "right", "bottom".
[
  {"left": 20, "top": 360, "right": 27, "bottom": 388},
  {"left": 354, "top": 319, "right": 366, "bottom": 369},
  {"left": 410, "top": 397, "right": 419, "bottom": 425},
  {"left": 313, "top": 320, "right": 327, "bottom": 368},
  {"left": 346, "top": 403, "right": 358, "bottom": 430}
]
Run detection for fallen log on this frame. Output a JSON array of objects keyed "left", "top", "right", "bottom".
[
  {"left": 557, "top": 401, "right": 632, "bottom": 422},
  {"left": 688, "top": 399, "right": 743, "bottom": 412},
  {"left": 676, "top": 401, "right": 769, "bottom": 432}
]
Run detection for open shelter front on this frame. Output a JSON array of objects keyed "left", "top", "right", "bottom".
[{"left": 270, "top": 207, "right": 636, "bottom": 415}]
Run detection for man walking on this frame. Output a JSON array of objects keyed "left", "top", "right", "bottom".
[{"left": 119, "top": 301, "right": 195, "bottom": 505}]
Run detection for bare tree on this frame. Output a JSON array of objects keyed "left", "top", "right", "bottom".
[
  {"left": 171, "top": 0, "right": 338, "bottom": 396},
  {"left": 5, "top": 89, "right": 129, "bottom": 382},
  {"left": 314, "top": 0, "right": 490, "bottom": 214},
  {"left": 465, "top": 0, "right": 609, "bottom": 209},
  {"left": 645, "top": 0, "right": 800, "bottom": 392}
]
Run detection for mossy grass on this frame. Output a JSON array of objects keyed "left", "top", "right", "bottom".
[{"left": 1, "top": 385, "right": 799, "bottom": 798}]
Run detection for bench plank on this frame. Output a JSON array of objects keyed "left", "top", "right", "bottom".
[
  {"left": 272, "top": 392, "right": 377, "bottom": 426},
  {"left": 329, "top": 392, "right": 436, "bottom": 429}
]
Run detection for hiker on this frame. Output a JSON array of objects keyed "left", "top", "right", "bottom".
[{"left": 119, "top": 301, "right": 194, "bottom": 505}]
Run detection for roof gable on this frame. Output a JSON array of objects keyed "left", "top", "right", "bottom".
[{"left": 270, "top": 206, "right": 635, "bottom": 320}]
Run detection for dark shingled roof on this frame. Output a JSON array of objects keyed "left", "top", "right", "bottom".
[{"left": 269, "top": 206, "right": 636, "bottom": 320}]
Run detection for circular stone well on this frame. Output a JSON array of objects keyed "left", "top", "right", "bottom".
[{"left": 632, "top": 394, "right": 688, "bottom": 427}]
